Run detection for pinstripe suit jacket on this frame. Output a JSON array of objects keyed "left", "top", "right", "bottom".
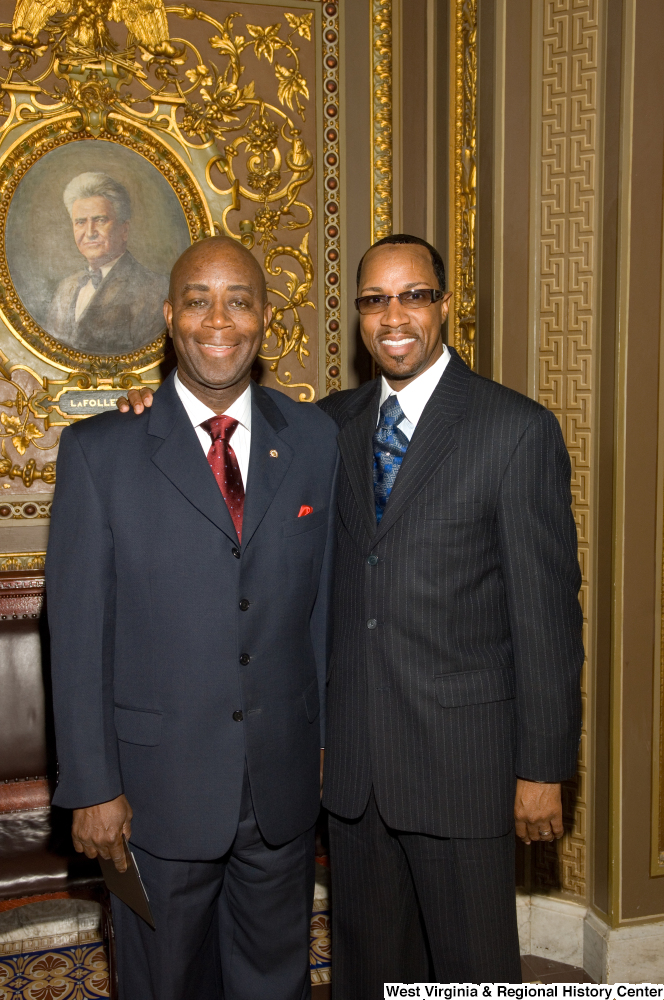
[{"left": 318, "top": 348, "right": 583, "bottom": 838}]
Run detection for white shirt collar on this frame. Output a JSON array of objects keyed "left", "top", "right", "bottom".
[
  {"left": 379, "top": 344, "right": 451, "bottom": 427},
  {"left": 174, "top": 371, "right": 252, "bottom": 432}
]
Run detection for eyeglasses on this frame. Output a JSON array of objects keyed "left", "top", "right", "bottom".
[{"left": 354, "top": 288, "right": 444, "bottom": 315}]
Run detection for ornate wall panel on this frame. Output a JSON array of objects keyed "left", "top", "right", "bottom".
[
  {"left": 449, "top": 0, "right": 476, "bottom": 371},
  {"left": 320, "top": 0, "right": 341, "bottom": 394},
  {"left": 529, "top": 0, "right": 603, "bottom": 900},
  {"left": 0, "top": 0, "right": 339, "bottom": 554}
]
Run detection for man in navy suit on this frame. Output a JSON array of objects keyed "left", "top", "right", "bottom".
[{"left": 46, "top": 236, "right": 338, "bottom": 1000}]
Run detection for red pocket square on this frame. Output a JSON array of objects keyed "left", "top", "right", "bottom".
[{"left": 298, "top": 505, "right": 314, "bottom": 517}]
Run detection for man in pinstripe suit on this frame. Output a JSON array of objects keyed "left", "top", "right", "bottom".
[{"left": 317, "top": 235, "right": 584, "bottom": 993}]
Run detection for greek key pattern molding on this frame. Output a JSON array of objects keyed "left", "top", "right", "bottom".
[{"left": 531, "top": 0, "right": 603, "bottom": 900}]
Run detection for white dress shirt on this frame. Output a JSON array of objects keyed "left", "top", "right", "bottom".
[
  {"left": 174, "top": 371, "right": 252, "bottom": 488},
  {"left": 74, "top": 252, "right": 124, "bottom": 322},
  {"left": 378, "top": 344, "right": 451, "bottom": 439}
]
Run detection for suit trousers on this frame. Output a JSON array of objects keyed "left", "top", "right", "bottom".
[
  {"left": 328, "top": 791, "right": 522, "bottom": 998},
  {"left": 111, "top": 769, "right": 315, "bottom": 1000}
]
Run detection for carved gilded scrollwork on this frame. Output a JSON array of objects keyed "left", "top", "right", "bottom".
[
  {"left": 0, "top": 357, "right": 58, "bottom": 487},
  {"left": 371, "top": 0, "right": 392, "bottom": 243},
  {"left": 173, "top": 9, "right": 315, "bottom": 252},
  {"left": 260, "top": 232, "right": 314, "bottom": 402},
  {"left": 451, "top": 0, "right": 476, "bottom": 371}
]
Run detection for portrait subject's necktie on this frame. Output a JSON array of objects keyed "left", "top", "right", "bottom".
[
  {"left": 201, "top": 416, "right": 245, "bottom": 542},
  {"left": 79, "top": 268, "right": 102, "bottom": 291},
  {"left": 373, "top": 394, "right": 409, "bottom": 524}
]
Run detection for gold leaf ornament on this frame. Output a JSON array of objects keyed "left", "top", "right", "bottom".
[
  {"left": 0, "top": 412, "right": 21, "bottom": 436},
  {"left": 245, "top": 114, "right": 279, "bottom": 154},
  {"left": 274, "top": 63, "right": 308, "bottom": 112},
  {"left": 246, "top": 22, "right": 283, "bottom": 63},
  {"left": 109, "top": 0, "right": 169, "bottom": 49},
  {"left": 13, "top": 422, "right": 43, "bottom": 454},
  {"left": 185, "top": 64, "right": 213, "bottom": 86},
  {"left": 0, "top": 412, "right": 43, "bottom": 455},
  {"left": 12, "top": 0, "right": 170, "bottom": 52},
  {"left": 284, "top": 12, "right": 312, "bottom": 40},
  {"left": 12, "top": 0, "right": 71, "bottom": 40},
  {"left": 209, "top": 29, "right": 242, "bottom": 58}
]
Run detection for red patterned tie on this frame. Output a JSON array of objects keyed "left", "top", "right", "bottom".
[{"left": 201, "top": 416, "right": 245, "bottom": 542}]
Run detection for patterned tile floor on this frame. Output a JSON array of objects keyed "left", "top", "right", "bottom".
[
  {"left": 0, "top": 943, "right": 110, "bottom": 999},
  {"left": 0, "top": 945, "right": 594, "bottom": 999}
]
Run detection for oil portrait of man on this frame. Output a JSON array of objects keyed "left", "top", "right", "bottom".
[{"left": 46, "top": 172, "right": 169, "bottom": 355}]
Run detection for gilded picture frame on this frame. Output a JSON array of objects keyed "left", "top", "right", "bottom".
[{"left": 0, "top": 118, "right": 209, "bottom": 375}]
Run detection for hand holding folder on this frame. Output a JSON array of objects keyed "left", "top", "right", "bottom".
[{"left": 98, "top": 836, "right": 156, "bottom": 929}]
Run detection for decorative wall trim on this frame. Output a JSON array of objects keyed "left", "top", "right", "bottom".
[
  {"left": 321, "top": 1, "right": 343, "bottom": 394},
  {"left": 0, "top": 499, "right": 51, "bottom": 521},
  {"left": 0, "top": 569, "right": 45, "bottom": 615},
  {"left": 450, "top": 0, "right": 477, "bottom": 371},
  {"left": 370, "top": 0, "right": 393, "bottom": 243},
  {"left": 529, "top": 0, "right": 605, "bottom": 901},
  {"left": 0, "top": 553, "right": 45, "bottom": 573}
]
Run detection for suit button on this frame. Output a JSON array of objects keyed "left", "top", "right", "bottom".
[
  {"left": 239, "top": 653, "right": 250, "bottom": 665},
  {"left": 239, "top": 599, "right": 250, "bottom": 611},
  {"left": 232, "top": 547, "right": 241, "bottom": 559},
  {"left": 367, "top": 619, "right": 377, "bottom": 629},
  {"left": 232, "top": 710, "right": 243, "bottom": 722},
  {"left": 367, "top": 555, "right": 378, "bottom": 566}
]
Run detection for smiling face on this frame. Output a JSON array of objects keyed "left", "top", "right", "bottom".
[
  {"left": 164, "top": 239, "right": 271, "bottom": 412},
  {"left": 358, "top": 243, "right": 453, "bottom": 388},
  {"left": 72, "top": 195, "right": 129, "bottom": 268}
]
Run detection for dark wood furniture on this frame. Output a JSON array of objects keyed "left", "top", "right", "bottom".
[{"left": 0, "top": 571, "right": 116, "bottom": 994}]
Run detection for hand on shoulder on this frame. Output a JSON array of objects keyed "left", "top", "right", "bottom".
[{"left": 116, "top": 387, "right": 154, "bottom": 414}]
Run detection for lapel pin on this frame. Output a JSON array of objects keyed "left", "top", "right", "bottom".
[{"left": 269, "top": 449, "right": 278, "bottom": 458}]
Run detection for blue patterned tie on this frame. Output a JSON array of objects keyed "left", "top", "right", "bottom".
[{"left": 373, "top": 395, "right": 409, "bottom": 524}]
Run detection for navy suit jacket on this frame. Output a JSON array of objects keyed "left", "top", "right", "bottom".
[{"left": 46, "top": 372, "right": 338, "bottom": 860}]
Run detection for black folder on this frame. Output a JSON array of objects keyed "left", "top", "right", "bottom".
[{"left": 98, "top": 836, "right": 156, "bottom": 929}]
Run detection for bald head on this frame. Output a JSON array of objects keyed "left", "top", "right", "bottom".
[
  {"left": 169, "top": 236, "right": 266, "bottom": 303},
  {"left": 164, "top": 233, "right": 272, "bottom": 414}
]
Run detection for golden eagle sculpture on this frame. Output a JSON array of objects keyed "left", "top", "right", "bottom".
[{"left": 12, "top": 0, "right": 169, "bottom": 51}]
